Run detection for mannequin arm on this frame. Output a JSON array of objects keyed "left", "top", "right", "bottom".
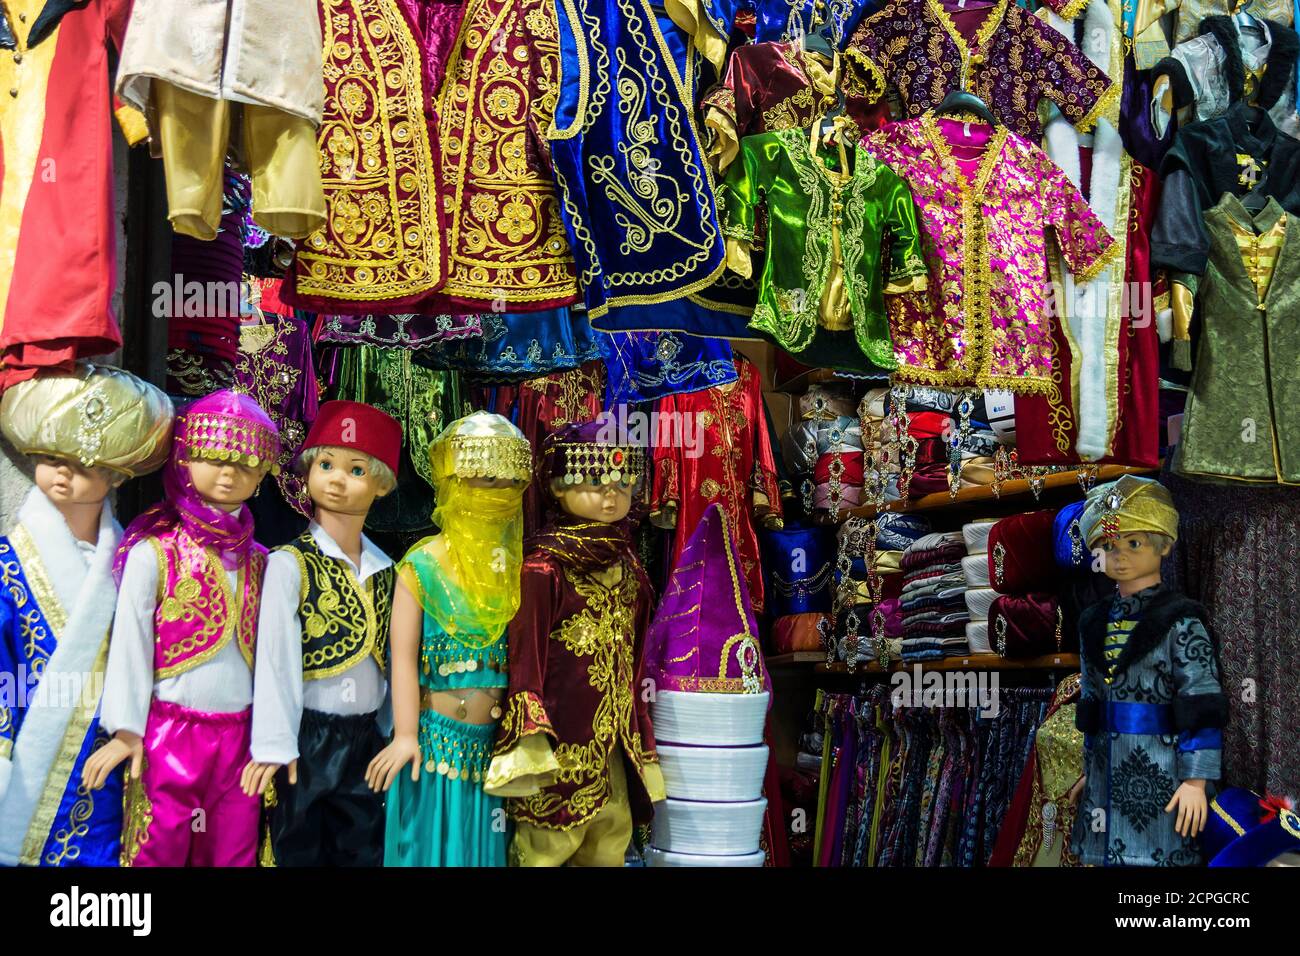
[{"left": 365, "top": 578, "right": 423, "bottom": 792}]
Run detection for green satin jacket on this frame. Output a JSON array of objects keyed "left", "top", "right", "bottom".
[{"left": 720, "top": 128, "right": 927, "bottom": 367}]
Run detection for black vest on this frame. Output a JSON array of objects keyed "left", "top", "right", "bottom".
[{"left": 279, "top": 533, "right": 393, "bottom": 680}]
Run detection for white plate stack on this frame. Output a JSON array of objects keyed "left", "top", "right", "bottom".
[{"left": 648, "top": 691, "right": 770, "bottom": 866}]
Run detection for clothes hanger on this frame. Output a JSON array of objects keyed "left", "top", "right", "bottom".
[
  {"left": 800, "top": 15, "right": 836, "bottom": 57},
  {"left": 935, "top": 89, "right": 997, "bottom": 127}
]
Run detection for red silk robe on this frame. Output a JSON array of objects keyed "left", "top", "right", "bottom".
[
  {"left": 0, "top": 0, "right": 139, "bottom": 387},
  {"left": 651, "top": 355, "right": 782, "bottom": 613}
]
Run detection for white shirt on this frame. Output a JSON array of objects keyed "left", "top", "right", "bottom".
[
  {"left": 101, "top": 541, "right": 255, "bottom": 737},
  {"left": 249, "top": 523, "right": 392, "bottom": 764}
]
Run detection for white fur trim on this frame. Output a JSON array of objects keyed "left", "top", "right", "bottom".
[{"left": 0, "top": 494, "right": 121, "bottom": 865}]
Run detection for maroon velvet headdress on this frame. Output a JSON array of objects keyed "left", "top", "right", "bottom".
[{"left": 987, "top": 510, "right": 1060, "bottom": 594}]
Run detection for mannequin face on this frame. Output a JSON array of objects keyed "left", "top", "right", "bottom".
[
  {"left": 306, "top": 446, "right": 391, "bottom": 517},
  {"left": 33, "top": 454, "right": 115, "bottom": 506},
  {"left": 1095, "top": 531, "right": 1169, "bottom": 586},
  {"left": 552, "top": 479, "right": 633, "bottom": 524},
  {"left": 184, "top": 458, "right": 263, "bottom": 511}
]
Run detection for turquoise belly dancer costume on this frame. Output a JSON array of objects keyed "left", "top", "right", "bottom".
[{"left": 383, "top": 600, "right": 509, "bottom": 867}]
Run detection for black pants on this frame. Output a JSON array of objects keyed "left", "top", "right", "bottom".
[{"left": 269, "top": 709, "right": 385, "bottom": 867}]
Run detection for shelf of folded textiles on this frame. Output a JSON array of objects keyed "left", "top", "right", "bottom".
[
  {"left": 814, "top": 652, "right": 1080, "bottom": 674},
  {"left": 840, "top": 463, "right": 1157, "bottom": 519}
]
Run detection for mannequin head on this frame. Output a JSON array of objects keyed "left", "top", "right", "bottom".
[
  {"left": 1095, "top": 530, "right": 1172, "bottom": 594},
  {"left": 183, "top": 458, "right": 265, "bottom": 512},
  {"left": 301, "top": 446, "right": 395, "bottom": 518},
  {"left": 33, "top": 454, "right": 120, "bottom": 507},
  {"left": 550, "top": 477, "right": 634, "bottom": 524}
]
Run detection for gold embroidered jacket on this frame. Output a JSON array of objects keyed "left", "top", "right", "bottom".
[{"left": 492, "top": 551, "right": 662, "bottom": 830}]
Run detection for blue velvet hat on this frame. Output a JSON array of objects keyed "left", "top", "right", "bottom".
[
  {"left": 1203, "top": 788, "right": 1300, "bottom": 867},
  {"left": 1053, "top": 500, "right": 1088, "bottom": 569}
]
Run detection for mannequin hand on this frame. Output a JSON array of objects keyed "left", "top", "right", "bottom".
[
  {"left": 1066, "top": 774, "right": 1086, "bottom": 807},
  {"left": 240, "top": 759, "right": 296, "bottom": 797},
  {"left": 365, "top": 734, "right": 421, "bottom": 793},
  {"left": 82, "top": 732, "right": 143, "bottom": 790},
  {"left": 1165, "top": 779, "right": 1209, "bottom": 837}
]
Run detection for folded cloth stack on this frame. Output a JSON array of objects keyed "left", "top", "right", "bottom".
[
  {"left": 959, "top": 518, "right": 1000, "bottom": 655},
  {"left": 983, "top": 509, "right": 1070, "bottom": 659},
  {"left": 899, "top": 532, "right": 970, "bottom": 661}
]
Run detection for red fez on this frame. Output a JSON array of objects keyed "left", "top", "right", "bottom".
[{"left": 299, "top": 401, "right": 402, "bottom": 476}]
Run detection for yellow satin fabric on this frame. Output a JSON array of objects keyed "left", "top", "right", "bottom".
[
  {"left": 509, "top": 747, "right": 635, "bottom": 866},
  {"left": 156, "top": 82, "right": 325, "bottom": 240}
]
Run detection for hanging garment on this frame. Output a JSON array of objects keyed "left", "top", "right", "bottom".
[
  {"left": 1152, "top": 14, "right": 1300, "bottom": 139},
  {"left": 1174, "top": 196, "right": 1300, "bottom": 484},
  {"left": 1173, "top": 0, "right": 1294, "bottom": 43},
  {"left": 1152, "top": 103, "right": 1300, "bottom": 278},
  {"left": 843, "top": 0, "right": 1117, "bottom": 142},
  {"left": 721, "top": 128, "right": 927, "bottom": 370},
  {"left": 328, "top": 346, "right": 465, "bottom": 533},
  {"left": 435, "top": 309, "right": 604, "bottom": 380},
  {"left": 1165, "top": 464, "right": 1300, "bottom": 798},
  {"left": 282, "top": 0, "right": 448, "bottom": 313},
  {"left": 1016, "top": 161, "right": 1162, "bottom": 469},
  {"left": 313, "top": 312, "right": 484, "bottom": 348},
  {"left": 0, "top": 0, "right": 139, "bottom": 388},
  {"left": 548, "top": 0, "right": 726, "bottom": 325},
  {"left": 700, "top": 42, "right": 886, "bottom": 175},
  {"left": 117, "top": 0, "right": 327, "bottom": 240},
  {"left": 989, "top": 674, "right": 1083, "bottom": 867},
  {"left": 601, "top": 330, "right": 737, "bottom": 405},
  {"left": 234, "top": 312, "right": 320, "bottom": 517},
  {"left": 864, "top": 116, "right": 1116, "bottom": 395},
  {"left": 423, "top": 0, "right": 581, "bottom": 313},
  {"left": 650, "top": 355, "right": 783, "bottom": 613}
]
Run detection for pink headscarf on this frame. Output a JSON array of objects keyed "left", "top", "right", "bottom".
[{"left": 114, "top": 390, "right": 280, "bottom": 579}]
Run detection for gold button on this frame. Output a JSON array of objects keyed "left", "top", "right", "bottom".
[
  {"left": 13, "top": 53, "right": 21, "bottom": 64},
  {"left": 8, "top": 88, "right": 16, "bottom": 98}
]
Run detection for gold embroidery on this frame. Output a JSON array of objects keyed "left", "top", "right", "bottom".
[
  {"left": 289, "top": 538, "right": 392, "bottom": 679},
  {"left": 119, "top": 755, "right": 154, "bottom": 867},
  {"left": 20, "top": 638, "right": 111, "bottom": 866},
  {"left": 295, "top": 0, "right": 443, "bottom": 302},
  {"left": 436, "top": 0, "right": 578, "bottom": 305},
  {"left": 9, "top": 526, "right": 65, "bottom": 674},
  {"left": 518, "top": 562, "right": 639, "bottom": 827},
  {"left": 154, "top": 535, "right": 260, "bottom": 679}
]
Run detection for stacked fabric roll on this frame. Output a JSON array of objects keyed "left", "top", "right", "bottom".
[
  {"left": 961, "top": 518, "right": 1000, "bottom": 654},
  {"left": 642, "top": 504, "right": 771, "bottom": 866},
  {"left": 899, "top": 531, "right": 970, "bottom": 660},
  {"left": 834, "top": 514, "right": 928, "bottom": 666}
]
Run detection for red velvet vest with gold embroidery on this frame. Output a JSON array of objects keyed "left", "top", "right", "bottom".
[{"left": 149, "top": 528, "right": 265, "bottom": 679}]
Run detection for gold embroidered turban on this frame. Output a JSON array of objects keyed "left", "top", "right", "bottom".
[
  {"left": 0, "top": 363, "right": 174, "bottom": 478},
  {"left": 428, "top": 411, "right": 532, "bottom": 484},
  {"left": 1079, "top": 475, "right": 1179, "bottom": 547}
]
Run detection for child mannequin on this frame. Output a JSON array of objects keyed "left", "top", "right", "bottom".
[
  {"left": 486, "top": 420, "right": 666, "bottom": 867},
  {"left": 84, "top": 390, "right": 280, "bottom": 867},
  {"left": 369, "top": 411, "right": 533, "bottom": 866},
  {"left": 0, "top": 365, "right": 172, "bottom": 867},
  {"left": 1070, "top": 475, "right": 1227, "bottom": 866},
  {"left": 242, "top": 400, "right": 401, "bottom": 865}
]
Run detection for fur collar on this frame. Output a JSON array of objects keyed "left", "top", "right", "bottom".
[
  {"left": 1199, "top": 15, "right": 1300, "bottom": 111},
  {"left": 1079, "top": 585, "right": 1212, "bottom": 679},
  {"left": 14, "top": 486, "right": 118, "bottom": 615}
]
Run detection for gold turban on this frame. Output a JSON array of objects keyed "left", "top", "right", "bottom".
[
  {"left": 0, "top": 364, "right": 174, "bottom": 478},
  {"left": 1078, "top": 475, "right": 1179, "bottom": 547}
]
